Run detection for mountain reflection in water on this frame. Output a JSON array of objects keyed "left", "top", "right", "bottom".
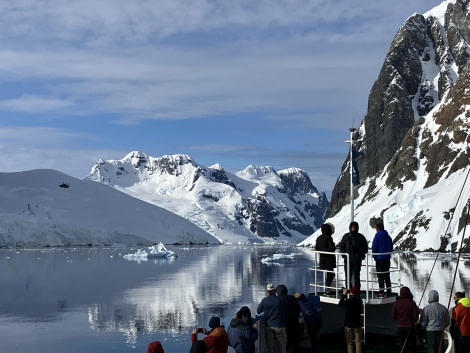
[{"left": 0, "top": 246, "right": 468, "bottom": 353}]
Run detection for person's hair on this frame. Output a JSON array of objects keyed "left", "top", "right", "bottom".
[
  {"left": 456, "top": 291, "right": 465, "bottom": 299},
  {"left": 236, "top": 307, "right": 251, "bottom": 319},
  {"left": 276, "top": 284, "right": 288, "bottom": 296},
  {"left": 376, "top": 223, "right": 384, "bottom": 230}
]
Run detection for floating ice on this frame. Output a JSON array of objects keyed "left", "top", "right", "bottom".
[
  {"left": 123, "top": 243, "right": 176, "bottom": 260},
  {"left": 260, "top": 252, "right": 300, "bottom": 264}
]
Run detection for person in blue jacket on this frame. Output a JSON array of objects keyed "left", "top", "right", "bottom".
[
  {"left": 371, "top": 222, "right": 393, "bottom": 297},
  {"left": 227, "top": 306, "right": 259, "bottom": 353}
]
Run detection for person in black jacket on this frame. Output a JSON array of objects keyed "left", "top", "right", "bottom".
[
  {"left": 339, "top": 286, "right": 363, "bottom": 353},
  {"left": 339, "top": 222, "right": 368, "bottom": 288},
  {"left": 276, "top": 284, "right": 300, "bottom": 353},
  {"left": 315, "top": 223, "right": 336, "bottom": 294}
]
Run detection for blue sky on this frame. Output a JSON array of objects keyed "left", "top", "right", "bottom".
[{"left": 0, "top": 0, "right": 442, "bottom": 197}]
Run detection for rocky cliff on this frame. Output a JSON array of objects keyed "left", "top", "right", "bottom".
[{"left": 323, "top": 0, "right": 470, "bottom": 251}]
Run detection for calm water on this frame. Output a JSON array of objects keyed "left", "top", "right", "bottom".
[{"left": 0, "top": 245, "right": 469, "bottom": 353}]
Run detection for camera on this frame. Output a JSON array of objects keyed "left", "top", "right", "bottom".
[{"left": 197, "top": 328, "right": 204, "bottom": 333}]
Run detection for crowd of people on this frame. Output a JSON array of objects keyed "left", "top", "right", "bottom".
[
  {"left": 185, "top": 283, "right": 321, "bottom": 353},
  {"left": 146, "top": 220, "right": 469, "bottom": 353}
]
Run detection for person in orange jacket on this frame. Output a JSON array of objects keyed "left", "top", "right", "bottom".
[
  {"left": 454, "top": 297, "right": 470, "bottom": 353},
  {"left": 192, "top": 316, "right": 229, "bottom": 353}
]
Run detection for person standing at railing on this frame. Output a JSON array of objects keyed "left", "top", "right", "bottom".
[
  {"left": 257, "top": 284, "right": 287, "bottom": 353},
  {"left": 371, "top": 222, "right": 393, "bottom": 298},
  {"left": 294, "top": 292, "right": 322, "bottom": 353},
  {"left": 315, "top": 222, "right": 336, "bottom": 295},
  {"left": 339, "top": 222, "right": 368, "bottom": 288},
  {"left": 276, "top": 284, "right": 300, "bottom": 353}
]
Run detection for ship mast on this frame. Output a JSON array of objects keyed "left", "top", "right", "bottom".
[{"left": 346, "top": 127, "right": 356, "bottom": 223}]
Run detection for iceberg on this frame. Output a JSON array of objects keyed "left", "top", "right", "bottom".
[{"left": 123, "top": 243, "right": 176, "bottom": 260}]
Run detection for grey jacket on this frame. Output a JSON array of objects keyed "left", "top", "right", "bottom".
[{"left": 420, "top": 290, "right": 450, "bottom": 331}]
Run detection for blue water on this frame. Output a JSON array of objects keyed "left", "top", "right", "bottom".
[{"left": 0, "top": 246, "right": 468, "bottom": 353}]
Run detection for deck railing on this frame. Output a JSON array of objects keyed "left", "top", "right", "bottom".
[{"left": 309, "top": 250, "right": 402, "bottom": 301}]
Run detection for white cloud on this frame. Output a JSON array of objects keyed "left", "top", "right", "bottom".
[{"left": 0, "top": 0, "right": 442, "bottom": 197}]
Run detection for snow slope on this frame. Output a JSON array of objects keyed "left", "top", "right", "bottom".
[{"left": 0, "top": 169, "right": 219, "bottom": 247}]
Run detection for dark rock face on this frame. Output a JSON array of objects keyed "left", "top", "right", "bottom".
[
  {"left": 329, "top": 0, "right": 470, "bottom": 218},
  {"left": 242, "top": 169, "right": 327, "bottom": 238}
]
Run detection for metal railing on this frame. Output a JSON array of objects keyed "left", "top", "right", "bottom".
[{"left": 309, "top": 250, "right": 402, "bottom": 301}]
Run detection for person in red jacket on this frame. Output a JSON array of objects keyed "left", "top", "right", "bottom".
[
  {"left": 391, "top": 286, "right": 420, "bottom": 353},
  {"left": 192, "top": 316, "right": 229, "bottom": 353},
  {"left": 454, "top": 297, "right": 470, "bottom": 353}
]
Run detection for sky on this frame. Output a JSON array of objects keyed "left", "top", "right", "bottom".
[{"left": 0, "top": 0, "right": 444, "bottom": 197}]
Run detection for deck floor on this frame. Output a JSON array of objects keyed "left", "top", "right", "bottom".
[{"left": 296, "top": 333, "right": 427, "bottom": 353}]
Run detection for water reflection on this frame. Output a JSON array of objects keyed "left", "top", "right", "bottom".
[{"left": 0, "top": 247, "right": 469, "bottom": 353}]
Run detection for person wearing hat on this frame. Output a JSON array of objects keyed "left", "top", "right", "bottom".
[
  {"left": 191, "top": 316, "right": 229, "bottom": 353},
  {"left": 257, "top": 283, "right": 287, "bottom": 353},
  {"left": 338, "top": 286, "right": 363, "bottom": 353},
  {"left": 315, "top": 222, "right": 337, "bottom": 295}
]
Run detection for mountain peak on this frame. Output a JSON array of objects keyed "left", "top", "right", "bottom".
[
  {"left": 320, "top": 0, "right": 470, "bottom": 252},
  {"left": 87, "top": 152, "right": 328, "bottom": 244}
]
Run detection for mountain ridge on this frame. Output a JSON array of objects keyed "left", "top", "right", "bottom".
[{"left": 86, "top": 151, "right": 329, "bottom": 244}]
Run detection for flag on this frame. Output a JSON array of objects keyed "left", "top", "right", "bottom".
[{"left": 351, "top": 147, "right": 365, "bottom": 185}]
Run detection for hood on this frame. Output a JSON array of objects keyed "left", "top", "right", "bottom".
[
  {"left": 321, "top": 223, "right": 333, "bottom": 235},
  {"left": 349, "top": 221, "right": 359, "bottom": 233},
  {"left": 209, "top": 326, "right": 227, "bottom": 337},
  {"left": 229, "top": 317, "right": 245, "bottom": 329},
  {"left": 147, "top": 341, "right": 164, "bottom": 353},
  {"left": 428, "top": 290, "right": 439, "bottom": 303},
  {"left": 458, "top": 297, "right": 470, "bottom": 308},
  {"left": 399, "top": 286, "right": 413, "bottom": 299}
]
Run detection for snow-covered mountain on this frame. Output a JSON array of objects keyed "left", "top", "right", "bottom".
[
  {"left": 0, "top": 169, "right": 219, "bottom": 247},
  {"left": 86, "top": 152, "right": 329, "bottom": 244},
  {"left": 301, "top": 0, "right": 470, "bottom": 252}
]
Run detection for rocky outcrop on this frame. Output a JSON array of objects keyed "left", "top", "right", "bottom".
[{"left": 329, "top": 0, "right": 470, "bottom": 218}]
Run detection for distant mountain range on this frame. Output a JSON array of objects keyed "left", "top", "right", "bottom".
[
  {"left": 0, "top": 158, "right": 328, "bottom": 247},
  {"left": 301, "top": 0, "right": 470, "bottom": 252},
  {"left": 86, "top": 152, "right": 328, "bottom": 244}
]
